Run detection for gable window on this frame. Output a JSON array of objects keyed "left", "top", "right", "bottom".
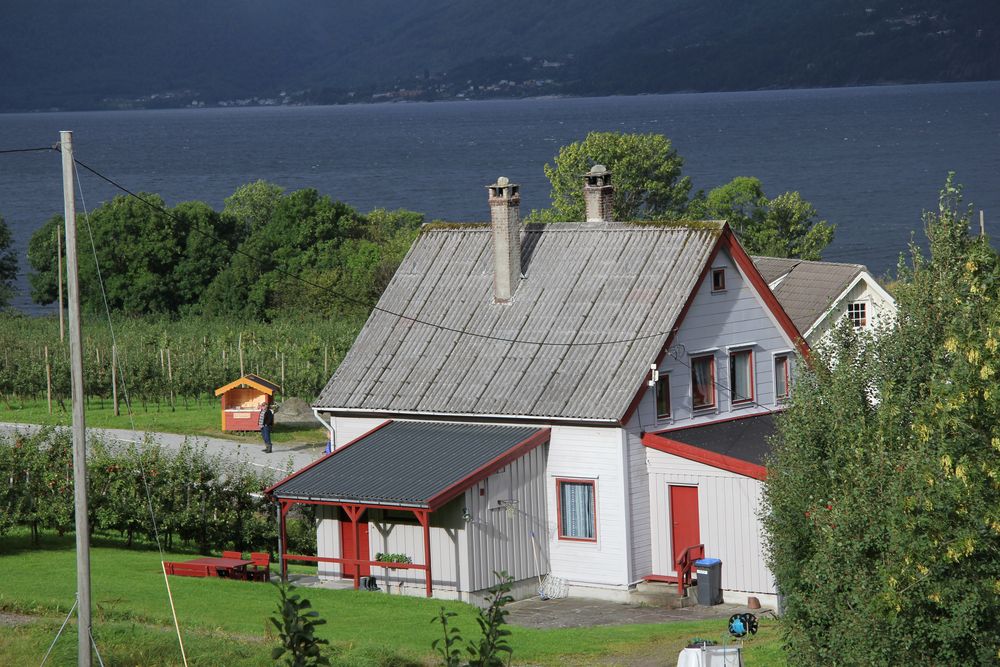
[
  {"left": 557, "top": 479, "right": 596, "bottom": 541},
  {"left": 656, "top": 374, "right": 671, "bottom": 420},
  {"left": 775, "top": 355, "right": 790, "bottom": 401},
  {"left": 847, "top": 301, "right": 867, "bottom": 328},
  {"left": 729, "top": 349, "right": 754, "bottom": 405},
  {"left": 711, "top": 268, "right": 726, "bottom": 292},
  {"left": 691, "top": 355, "right": 716, "bottom": 410}
]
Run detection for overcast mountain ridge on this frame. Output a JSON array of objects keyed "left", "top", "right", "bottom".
[{"left": 1, "top": 0, "right": 997, "bottom": 111}]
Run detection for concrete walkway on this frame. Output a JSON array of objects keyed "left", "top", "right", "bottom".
[
  {"left": 507, "top": 597, "right": 754, "bottom": 629},
  {"left": 0, "top": 422, "right": 322, "bottom": 476}
]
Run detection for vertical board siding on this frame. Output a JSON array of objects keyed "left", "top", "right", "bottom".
[
  {"left": 368, "top": 500, "right": 464, "bottom": 590},
  {"left": 315, "top": 505, "right": 342, "bottom": 578},
  {"left": 465, "top": 444, "right": 548, "bottom": 592},
  {"left": 624, "top": 419, "right": 652, "bottom": 580},
  {"left": 546, "top": 425, "right": 630, "bottom": 586},
  {"left": 647, "top": 449, "right": 776, "bottom": 594},
  {"left": 650, "top": 248, "right": 795, "bottom": 429}
]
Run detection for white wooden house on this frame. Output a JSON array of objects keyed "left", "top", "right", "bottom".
[
  {"left": 753, "top": 256, "right": 896, "bottom": 346},
  {"left": 267, "top": 170, "right": 809, "bottom": 606}
]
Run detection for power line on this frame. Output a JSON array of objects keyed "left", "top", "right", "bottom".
[
  {"left": 69, "top": 155, "right": 676, "bottom": 349},
  {"left": 0, "top": 146, "right": 54, "bottom": 155}
]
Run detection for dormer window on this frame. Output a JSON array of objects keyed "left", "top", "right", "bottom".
[{"left": 711, "top": 268, "right": 726, "bottom": 292}]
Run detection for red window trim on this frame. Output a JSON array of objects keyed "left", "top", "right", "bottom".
[
  {"left": 656, "top": 374, "right": 671, "bottom": 420},
  {"left": 711, "top": 268, "right": 726, "bottom": 292},
  {"left": 691, "top": 354, "right": 716, "bottom": 411},
  {"left": 555, "top": 478, "right": 598, "bottom": 543},
  {"left": 729, "top": 348, "right": 754, "bottom": 406},
  {"left": 775, "top": 354, "right": 790, "bottom": 401}
]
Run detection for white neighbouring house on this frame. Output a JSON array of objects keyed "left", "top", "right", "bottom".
[
  {"left": 267, "top": 169, "right": 811, "bottom": 607},
  {"left": 752, "top": 256, "right": 896, "bottom": 347}
]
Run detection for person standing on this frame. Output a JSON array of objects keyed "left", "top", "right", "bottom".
[{"left": 260, "top": 403, "right": 274, "bottom": 453}]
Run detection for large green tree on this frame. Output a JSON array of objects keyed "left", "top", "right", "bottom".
[
  {"left": 688, "top": 176, "right": 834, "bottom": 259},
  {"left": 763, "top": 175, "right": 1000, "bottom": 665},
  {"left": 530, "top": 131, "right": 692, "bottom": 222},
  {"left": 0, "top": 214, "right": 17, "bottom": 308}
]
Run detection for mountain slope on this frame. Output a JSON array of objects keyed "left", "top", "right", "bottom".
[{"left": 0, "top": 0, "right": 996, "bottom": 111}]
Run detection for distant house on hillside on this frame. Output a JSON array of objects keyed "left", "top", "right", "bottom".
[
  {"left": 752, "top": 256, "right": 896, "bottom": 346},
  {"left": 268, "top": 168, "right": 809, "bottom": 607}
]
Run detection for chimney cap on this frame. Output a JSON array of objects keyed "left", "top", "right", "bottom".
[
  {"left": 489, "top": 176, "right": 516, "bottom": 188},
  {"left": 588, "top": 164, "right": 609, "bottom": 176}
]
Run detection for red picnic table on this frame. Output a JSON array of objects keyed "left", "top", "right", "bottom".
[{"left": 164, "top": 557, "right": 253, "bottom": 579}]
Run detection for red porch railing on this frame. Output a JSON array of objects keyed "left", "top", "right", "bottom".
[{"left": 676, "top": 543, "right": 705, "bottom": 596}]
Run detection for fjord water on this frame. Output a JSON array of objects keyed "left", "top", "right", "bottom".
[{"left": 1, "top": 81, "right": 998, "bottom": 313}]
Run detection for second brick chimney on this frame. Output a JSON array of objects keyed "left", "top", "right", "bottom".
[
  {"left": 488, "top": 176, "right": 521, "bottom": 303},
  {"left": 583, "top": 164, "right": 614, "bottom": 222}
]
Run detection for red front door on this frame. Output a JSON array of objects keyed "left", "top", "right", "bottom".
[
  {"left": 669, "top": 485, "right": 700, "bottom": 570},
  {"left": 339, "top": 512, "right": 371, "bottom": 578}
]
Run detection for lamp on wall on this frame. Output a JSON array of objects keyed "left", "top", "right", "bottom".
[{"left": 462, "top": 507, "right": 472, "bottom": 523}]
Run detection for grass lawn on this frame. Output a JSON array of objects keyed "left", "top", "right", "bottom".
[
  {"left": 0, "top": 533, "right": 786, "bottom": 666},
  {"left": 0, "top": 398, "right": 327, "bottom": 446}
]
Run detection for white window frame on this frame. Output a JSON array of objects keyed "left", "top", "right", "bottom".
[
  {"left": 689, "top": 353, "right": 717, "bottom": 413},
  {"left": 771, "top": 350, "right": 793, "bottom": 405},
  {"left": 655, "top": 372, "right": 671, "bottom": 421},
  {"left": 847, "top": 300, "right": 869, "bottom": 329},
  {"left": 727, "top": 345, "right": 755, "bottom": 408}
]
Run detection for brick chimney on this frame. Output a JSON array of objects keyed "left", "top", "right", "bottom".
[
  {"left": 488, "top": 176, "right": 521, "bottom": 303},
  {"left": 583, "top": 164, "right": 613, "bottom": 222}
]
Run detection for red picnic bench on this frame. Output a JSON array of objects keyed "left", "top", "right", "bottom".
[{"left": 163, "top": 552, "right": 271, "bottom": 581}]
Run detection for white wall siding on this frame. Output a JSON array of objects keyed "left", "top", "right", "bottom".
[
  {"left": 623, "top": 420, "right": 652, "bottom": 581},
  {"left": 465, "top": 444, "right": 548, "bottom": 592},
  {"left": 330, "top": 416, "right": 387, "bottom": 448},
  {"left": 315, "top": 505, "right": 342, "bottom": 578},
  {"left": 649, "top": 247, "right": 797, "bottom": 428},
  {"left": 546, "top": 425, "right": 630, "bottom": 587},
  {"left": 368, "top": 500, "right": 465, "bottom": 591},
  {"left": 647, "top": 448, "right": 775, "bottom": 595}
]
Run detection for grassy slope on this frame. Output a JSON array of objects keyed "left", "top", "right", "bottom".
[
  {"left": 0, "top": 534, "right": 786, "bottom": 666},
  {"left": 0, "top": 399, "right": 327, "bottom": 446}
]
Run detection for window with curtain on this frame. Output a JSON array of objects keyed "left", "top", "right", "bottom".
[
  {"left": 558, "top": 480, "right": 596, "bottom": 540},
  {"left": 691, "top": 355, "right": 716, "bottom": 409},
  {"left": 729, "top": 349, "right": 753, "bottom": 405}
]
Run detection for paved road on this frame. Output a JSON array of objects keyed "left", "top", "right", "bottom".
[{"left": 0, "top": 422, "right": 322, "bottom": 476}]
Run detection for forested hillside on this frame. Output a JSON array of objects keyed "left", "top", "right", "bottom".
[{"left": 1, "top": 0, "right": 996, "bottom": 111}]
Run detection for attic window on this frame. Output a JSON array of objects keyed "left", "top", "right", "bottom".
[
  {"left": 847, "top": 301, "right": 867, "bottom": 328},
  {"left": 711, "top": 268, "right": 726, "bottom": 292}
]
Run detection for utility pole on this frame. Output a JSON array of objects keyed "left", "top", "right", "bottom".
[
  {"left": 57, "top": 227, "right": 65, "bottom": 342},
  {"left": 61, "top": 130, "right": 92, "bottom": 667}
]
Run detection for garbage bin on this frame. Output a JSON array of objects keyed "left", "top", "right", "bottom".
[{"left": 694, "top": 558, "right": 722, "bottom": 605}]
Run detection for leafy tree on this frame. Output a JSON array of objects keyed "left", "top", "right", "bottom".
[
  {"left": 0, "top": 214, "right": 17, "bottom": 308},
  {"left": 763, "top": 174, "right": 1000, "bottom": 665},
  {"left": 530, "top": 131, "right": 692, "bottom": 222},
  {"left": 223, "top": 180, "right": 285, "bottom": 236},
  {"left": 271, "top": 581, "right": 331, "bottom": 667},
  {"left": 688, "top": 176, "right": 834, "bottom": 259},
  {"left": 26, "top": 215, "right": 62, "bottom": 306}
]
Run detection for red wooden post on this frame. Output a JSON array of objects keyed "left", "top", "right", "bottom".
[
  {"left": 415, "top": 509, "right": 432, "bottom": 597},
  {"left": 279, "top": 501, "right": 291, "bottom": 581},
  {"left": 344, "top": 505, "right": 364, "bottom": 590}
]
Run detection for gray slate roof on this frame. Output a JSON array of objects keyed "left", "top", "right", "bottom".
[
  {"left": 751, "top": 256, "right": 864, "bottom": 334},
  {"left": 316, "top": 221, "right": 724, "bottom": 421},
  {"left": 664, "top": 413, "right": 775, "bottom": 466},
  {"left": 269, "top": 421, "right": 546, "bottom": 507}
]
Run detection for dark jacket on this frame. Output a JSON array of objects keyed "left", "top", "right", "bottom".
[{"left": 261, "top": 407, "right": 274, "bottom": 427}]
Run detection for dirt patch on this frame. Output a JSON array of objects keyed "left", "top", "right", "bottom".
[{"left": 0, "top": 612, "right": 35, "bottom": 627}]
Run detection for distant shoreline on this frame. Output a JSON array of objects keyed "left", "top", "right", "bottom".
[{"left": 4, "top": 79, "right": 998, "bottom": 116}]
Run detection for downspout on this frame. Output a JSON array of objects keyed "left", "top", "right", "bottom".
[{"left": 312, "top": 407, "right": 335, "bottom": 452}]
